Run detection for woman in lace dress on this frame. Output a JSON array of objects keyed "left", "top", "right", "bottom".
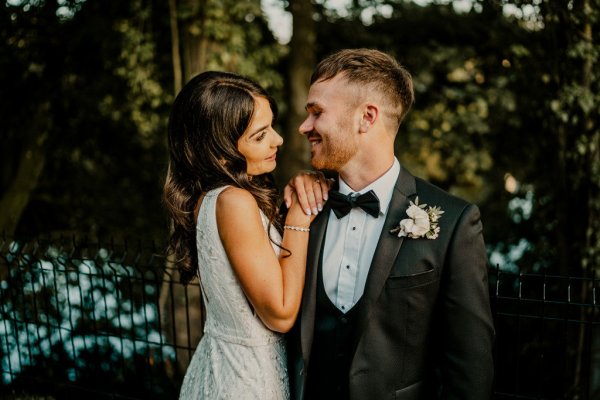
[{"left": 163, "top": 71, "right": 326, "bottom": 399}]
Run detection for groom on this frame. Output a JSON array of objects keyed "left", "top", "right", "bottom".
[{"left": 284, "top": 49, "right": 495, "bottom": 399}]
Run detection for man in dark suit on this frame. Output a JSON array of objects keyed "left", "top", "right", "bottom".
[{"left": 284, "top": 48, "right": 495, "bottom": 399}]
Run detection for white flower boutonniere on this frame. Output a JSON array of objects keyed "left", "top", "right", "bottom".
[{"left": 390, "top": 197, "right": 444, "bottom": 239}]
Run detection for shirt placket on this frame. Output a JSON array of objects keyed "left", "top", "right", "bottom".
[{"left": 336, "top": 207, "right": 365, "bottom": 312}]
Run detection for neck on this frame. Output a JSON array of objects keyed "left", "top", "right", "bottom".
[{"left": 338, "top": 152, "right": 395, "bottom": 192}]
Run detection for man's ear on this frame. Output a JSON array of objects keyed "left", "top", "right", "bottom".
[{"left": 359, "top": 104, "right": 379, "bottom": 133}]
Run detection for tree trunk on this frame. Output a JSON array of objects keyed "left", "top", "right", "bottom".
[
  {"left": 160, "top": 0, "right": 209, "bottom": 377},
  {"left": 0, "top": 102, "right": 50, "bottom": 238},
  {"left": 169, "top": 0, "right": 183, "bottom": 95},
  {"left": 158, "top": 262, "right": 203, "bottom": 378},
  {"left": 181, "top": 0, "right": 209, "bottom": 83},
  {"left": 575, "top": 1, "right": 600, "bottom": 396},
  {"left": 278, "top": 0, "right": 315, "bottom": 185}
]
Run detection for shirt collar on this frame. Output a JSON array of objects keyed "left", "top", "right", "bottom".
[{"left": 338, "top": 158, "right": 400, "bottom": 216}]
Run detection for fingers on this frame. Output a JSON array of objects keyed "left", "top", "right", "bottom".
[
  {"left": 315, "top": 171, "right": 330, "bottom": 202},
  {"left": 284, "top": 170, "right": 334, "bottom": 215},
  {"left": 289, "top": 171, "right": 331, "bottom": 215},
  {"left": 287, "top": 191, "right": 317, "bottom": 224},
  {"left": 295, "top": 174, "right": 316, "bottom": 215},
  {"left": 306, "top": 172, "right": 330, "bottom": 213},
  {"left": 283, "top": 184, "right": 294, "bottom": 209},
  {"left": 311, "top": 179, "right": 323, "bottom": 213},
  {"left": 283, "top": 169, "right": 309, "bottom": 209}
]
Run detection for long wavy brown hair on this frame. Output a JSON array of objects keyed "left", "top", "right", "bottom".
[{"left": 163, "top": 71, "right": 281, "bottom": 285}]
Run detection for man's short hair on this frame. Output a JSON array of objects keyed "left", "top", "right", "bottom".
[{"left": 311, "top": 48, "right": 415, "bottom": 130}]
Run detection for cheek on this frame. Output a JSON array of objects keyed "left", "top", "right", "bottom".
[{"left": 246, "top": 147, "right": 268, "bottom": 173}]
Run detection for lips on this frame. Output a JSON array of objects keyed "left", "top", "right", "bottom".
[
  {"left": 308, "top": 132, "right": 322, "bottom": 148},
  {"left": 265, "top": 153, "right": 277, "bottom": 161}
]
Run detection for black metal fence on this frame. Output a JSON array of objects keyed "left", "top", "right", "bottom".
[{"left": 0, "top": 236, "right": 598, "bottom": 399}]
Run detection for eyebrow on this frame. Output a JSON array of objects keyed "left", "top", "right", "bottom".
[
  {"left": 248, "top": 124, "right": 270, "bottom": 138},
  {"left": 305, "top": 102, "right": 323, "bottom": 112}
]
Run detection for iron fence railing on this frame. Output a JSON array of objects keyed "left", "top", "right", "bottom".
[{"left": 0, "top": 236, "right": 598, "bottom": 399}]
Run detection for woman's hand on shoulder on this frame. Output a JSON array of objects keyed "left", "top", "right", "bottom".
[
  {"left": 285, "top": 190, "right": 315, "bottom": 228},
  {"left": 283, "top": 170, "right": 332, "bottom": 216}
]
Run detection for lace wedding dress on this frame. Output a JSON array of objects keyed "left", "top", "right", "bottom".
[{"left": 179, "top": 186, "right": 290, "bottom": 400}]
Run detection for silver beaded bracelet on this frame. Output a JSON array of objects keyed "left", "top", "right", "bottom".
[{"left": 284, "top": 225, "right": 310, "bottom": 232}]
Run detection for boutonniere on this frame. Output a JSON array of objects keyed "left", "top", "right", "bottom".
[{"left": 390, "top": 197, "right": 444, "bottom": 239}]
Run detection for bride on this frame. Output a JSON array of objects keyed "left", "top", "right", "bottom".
[{"left": 163, "top": 71, "right": 326, "bottom": 399}]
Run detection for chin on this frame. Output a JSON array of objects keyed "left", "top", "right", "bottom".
[
  {"left": 265, "top": 163, "right": 277, "bottom": 174},
  {"left": 311, "top": 159, "right": 329, "bottom": 171},
  {"left": 252, "top": 167, "right": 276, "bottom": 176},
  {"left": 310, "top": 155, "right": 321, "bottom": 168}
]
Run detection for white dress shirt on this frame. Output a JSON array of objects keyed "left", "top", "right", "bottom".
[{"left": 323, "top": 158, "right": 400, "bottom": 313}]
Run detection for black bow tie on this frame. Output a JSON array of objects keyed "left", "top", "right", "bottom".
[{"left": 328, "top": 190, "right": 381, "bottom": 219}]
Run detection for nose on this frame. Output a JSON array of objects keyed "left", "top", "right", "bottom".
[
  {"left": 273, "top": 130, "right": 283, "bottom": 147},
  {"left": 299, "top": 116, "right": 312, "bottom": 136}
]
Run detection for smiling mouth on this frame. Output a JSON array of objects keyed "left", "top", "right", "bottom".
[{"left": 308, "top": 133, "right": 322, "bottom": 148}]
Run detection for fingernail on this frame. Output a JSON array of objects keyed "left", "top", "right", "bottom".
[
  {"left": 324, "top": 194, "right": 328, "bottom": 200},
  {"left": 305, "top": 208, "right": 312, "bottom": 215},
  {"left": 318, "top": 204, "right": 323, "bottom": 212},
  {"left": 285, "top": 200, "right": 290, "bottom": 208},
  {"left": 312, "top": 207, "right": 318, "bottom": 215}
]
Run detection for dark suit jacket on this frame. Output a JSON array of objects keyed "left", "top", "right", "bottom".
[{"left": 288, "top": 167, "right": 495, "bottom": 400}]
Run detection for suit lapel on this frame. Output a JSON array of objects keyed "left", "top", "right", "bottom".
[
  {"left": 301, "top": 201, "right": 330, "bottom": 363},
  {"left": 354, "top": 168, "right": 417, "bottom": 345}
]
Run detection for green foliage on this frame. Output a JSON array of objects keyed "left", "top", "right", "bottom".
[
  {"left": 0, "top": 1, "right": 172, "bottom": 240},
  {"left": 0, "top": 0, "right": 285, "bottom": 242},
  {"left": 3, "top": 0, "right": 598, "bottom": 275},
  {"left": 177, "top": 0, "right": 287, "bottom": 92},
  {"left": 316, "top": 0, "right": 600, "bottom": 274}
]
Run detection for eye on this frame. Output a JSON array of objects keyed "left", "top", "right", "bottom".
[{"left": 256, "top": 131, "right": 267, "bottom": 141}]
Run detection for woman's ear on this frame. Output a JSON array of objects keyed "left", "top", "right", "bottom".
[{"left": 359, "top": 104, "right": 379, "bottom": 133}]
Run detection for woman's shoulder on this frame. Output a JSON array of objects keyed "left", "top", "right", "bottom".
[
  {"left": 215, "top": 187, "right": 265, "bottom": 238},
  {"left": 216, "top": 186, "right": 259, "bottom": 214}
]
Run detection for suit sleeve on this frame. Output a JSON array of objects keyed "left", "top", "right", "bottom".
[{"left": 439, "top": 204, "right": 495, "bottom": 399}]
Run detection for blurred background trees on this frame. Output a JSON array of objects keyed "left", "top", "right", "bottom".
[
  {"left": 1, "top": 0, "right": 598, "bottom": 278},
  {"left": 1, "top": 0, "right": 598, "bottom": 398}
]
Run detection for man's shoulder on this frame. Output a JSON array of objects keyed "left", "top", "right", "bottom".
[{"left": 412, "top": 176, "right": 473, "bottom": 214}]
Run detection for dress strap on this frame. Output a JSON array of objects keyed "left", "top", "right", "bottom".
[
  {"left": 198, "top": 186, "right": 230, "bottom": 219},
  {"left": 204, "top": 185, "right": 230, "bottom": 199},
  {"left": 195, "top": 185, "right": 230, "bottom": 302}
]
